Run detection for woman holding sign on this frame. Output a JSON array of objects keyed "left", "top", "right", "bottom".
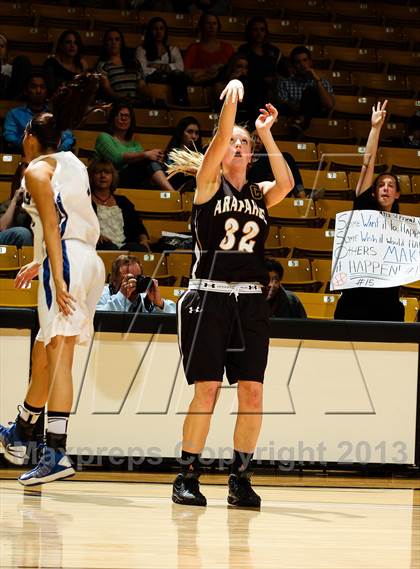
[{"left": 334, "top": 100, "right": 404, "bottom": 321}]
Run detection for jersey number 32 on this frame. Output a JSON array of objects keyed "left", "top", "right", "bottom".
[{"left": 219, "top": 218, "right": 260, "bottom": 252}]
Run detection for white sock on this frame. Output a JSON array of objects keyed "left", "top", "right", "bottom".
[{"left": 47, "top": 414, "right": 69, "bottom": 435}]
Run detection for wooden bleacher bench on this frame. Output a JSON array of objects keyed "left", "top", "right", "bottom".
[
  {"left": 0, "top": 278, "right": 38, "bottom": 307},
  {"left": 0, "top": 154, "right": 20, "bottom": 179},
  {"left": 301, "top": 170, "right": 350, "bottom": 199},
  {"left": 115, "top": 188, "right": 185, "bottom": 219},
  {"left": 294, "top": 291, "right": 340, "bottom": 319},
  {"left": 269, "top": 197, "right": 322, "bottom": 227},
  {"left": 280, "top": 227, "right": 335, "bottom": 259}
]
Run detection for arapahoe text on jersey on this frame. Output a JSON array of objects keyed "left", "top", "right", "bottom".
[{"left": 213, "top": 195, "right": 267, "bottom": 223}]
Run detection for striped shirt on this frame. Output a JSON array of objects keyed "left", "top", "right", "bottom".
[{"left": 96, "top": 60, "right": 144, "bottom": 98}]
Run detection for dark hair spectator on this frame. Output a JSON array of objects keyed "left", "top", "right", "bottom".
[
  {"left": 165, "top": 116, "right": 203, "bottom": 190},
  {"left": 3, "top": 72, "right": 74, "bottom": 153},
  {"left": 265, "top": 258, "right": 307, "bottom": 318},
  {"left": 88, "top": 159, "right": 150, "bottom": 252},
  {"left": 135, "top": 17, "right": 189, "bottom": 106},
  {"left": 43, "top": 29, "right": 88, "bottom": 94},
  {"left": 237, "top": 17, "right": 288, "bottom": 120},
  {"left": 334, "top": 101, "right": 404, "bottom": 322},
  {"left": 215, "top": 53, "right": 254, "bottom": 123},
  {"left": 277, "top": 45, "right": 335, "bottom": 136},
  {"left": 94, "top": 100, "right": 174, "bottom": 190},
  {"left": 96, "top": 28, "right": 150, "bottom": 103}
]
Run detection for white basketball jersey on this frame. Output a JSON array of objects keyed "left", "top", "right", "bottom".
[{"left": 23, "top": 151, "right": 100, "bottom": 262}]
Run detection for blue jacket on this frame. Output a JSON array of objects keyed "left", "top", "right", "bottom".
[{"left": 3, "top": 104, "right": 74, "bottom": 151}]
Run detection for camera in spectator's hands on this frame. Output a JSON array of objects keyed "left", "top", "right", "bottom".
[{"left": 136, "top": 275, "right": 152, "bottom": 293}]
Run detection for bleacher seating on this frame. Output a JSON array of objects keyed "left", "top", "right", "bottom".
[
  {"left": 0, "top": 278, "right": 38, "bottom": 307},
  {"left": 1, "top": 0, "right": 419, "bottom": 318}
]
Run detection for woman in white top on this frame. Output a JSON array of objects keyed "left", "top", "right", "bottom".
[
  {"left": 0, "top": 74, "right": 105, "bottom": 486},
  {"left": 136, "top": 17, "right": 190, "bottom": 106}
]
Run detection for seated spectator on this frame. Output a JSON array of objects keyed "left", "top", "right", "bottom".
[
  {"left": 248, "top": 131, "right": 305, "bottom": 198},
  {"left": 0, "top": 162, "right": 32, "bottom": 247},
  {"left": 97, "top": 253, "right": 176, "bottom": 313},
  {"left": 94, "top": 100, "right": 175, "bottom": 190},
  {"left": 265, "top": 259, "right": 307, "bottom": 318},
  {"left": 165, "top": 115, "right": 203, "bottom": 190},
  {"left": 96, "top": 28, "right": 150, "bottom": 103},
  {"left": 0, "top": 32, "right": 32, "bottom": 100},
  {"left": 88, "top": 159, "right": 150, "bottom": 251},
  {"left": 238, "top": 17, "right": 288, "bottom": 120},
  {"left": 277, "top": 45, "right": 335, "bottom": 135},
  {"left": 43, "top": 30, "right": 89, "bottom": 95},
  {"left": 183, "top": 12, "right": 235, "bottom": 87},
  {"left": 3, "top": 73, "right": 74, "bottom": 153},
  {"left": 136, "top": 17, "right": 189, "bottom": 106},
  {"left": 215, "top": 54, "right": 254, "bottom": 124}
]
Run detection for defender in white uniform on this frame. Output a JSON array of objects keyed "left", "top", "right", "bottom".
[
  {"left": 23, "top": 151, "right": 104, "bottom": 346},
  {"left": 0, "top": 91, "right": 105, "bottom": 486}
]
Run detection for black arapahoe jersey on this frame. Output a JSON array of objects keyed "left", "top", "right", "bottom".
[{"left": 190, "top": 176, "right": 269, "bottom": 285}]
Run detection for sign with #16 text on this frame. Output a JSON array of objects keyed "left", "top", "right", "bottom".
[{"left": 331, "top": 209, "right": 420, "bottom": 290}]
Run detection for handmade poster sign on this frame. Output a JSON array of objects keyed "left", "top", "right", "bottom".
[{"left": 331, "top": 210, "right": 420, "bottom": 290}]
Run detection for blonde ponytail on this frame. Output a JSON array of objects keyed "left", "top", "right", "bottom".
[{"left": 166, "top": 147, "right": 204, "bottom": 179}]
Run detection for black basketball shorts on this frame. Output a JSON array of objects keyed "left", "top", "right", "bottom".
[{"left": 177, "top": 289, "right": 270, "bottom": 385}]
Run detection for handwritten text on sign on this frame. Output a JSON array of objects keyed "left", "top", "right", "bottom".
[{"left": 331, "top": 210, "right": 420, "bottom": 290}]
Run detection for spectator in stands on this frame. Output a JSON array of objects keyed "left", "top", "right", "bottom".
[
  {"left": 96, "top": 28, "right": 150, "bottom": 103},
  {"left": 97, "top": 253, "right": 176, "bottom": 313},
  {"left": 334, "top": 101, "right": 405, "bottom": 322},
  {"left": 3, "top": 73, "right": 74, "bottom": 153},
  {"left": 0, "top": 32, "right": 32, "bottom": 100},
  {"left": 248, "top": 131, "right": 305, "bottom": 198},
  {"left": 215, "top": 53, "right": 254, "bottom": 124},
  {"left": 183, "top": 12, "right": 235, "bottom": 89},
  {"left": 136, "top": 17, "right": 189, "bottom": 106},
  {"left": 165, "top": 115, "right": 203, "bottom": 190},
  {"left": 88, "top": 159, "right": 150, "bottom": 251},
  {"left": 43, "top": 30, "right": 89, "bottom": 95},
  {"left": 0, "top": 162, "right": 32, "bottom": 247},
  {"left": 94, "top": 100, "right": 175, "bottom": 190},
  {"left": 265, "top": 258, "right": 307, "bottom": 318},
  {"left": 237, "top": 17, "right": 288, "bottom": 120},
  {"left": 277, "top": 45, "right": 335, "bottom": 135}
]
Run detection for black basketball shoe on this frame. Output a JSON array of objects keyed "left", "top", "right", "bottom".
[
  {"left": 227, "top": 472, "right": 261, "bottom": 509},
  {"left": 172, "top": 472, "right": 207, "bottom": 507}
]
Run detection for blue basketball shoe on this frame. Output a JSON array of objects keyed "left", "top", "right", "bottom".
[
  {"left": 0, "top": 420, "right": 29, "bottom": 466},
  {"left": 18, "top": 446, "right": 75, "bottom": 486}
]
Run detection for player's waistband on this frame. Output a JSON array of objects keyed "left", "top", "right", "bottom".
[{"left": 188, "top": 279, "right": 263, "bottom": 295}]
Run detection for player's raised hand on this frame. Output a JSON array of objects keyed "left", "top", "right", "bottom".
[
  {"left": 371, "top": 100, "right": 388, "bottom": 129},
  {"left": 220, "top": 79, "right": 244, "bottom": 104},
  {"left": 255, "top": 103, "right": 278, "bottom": 133}
]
